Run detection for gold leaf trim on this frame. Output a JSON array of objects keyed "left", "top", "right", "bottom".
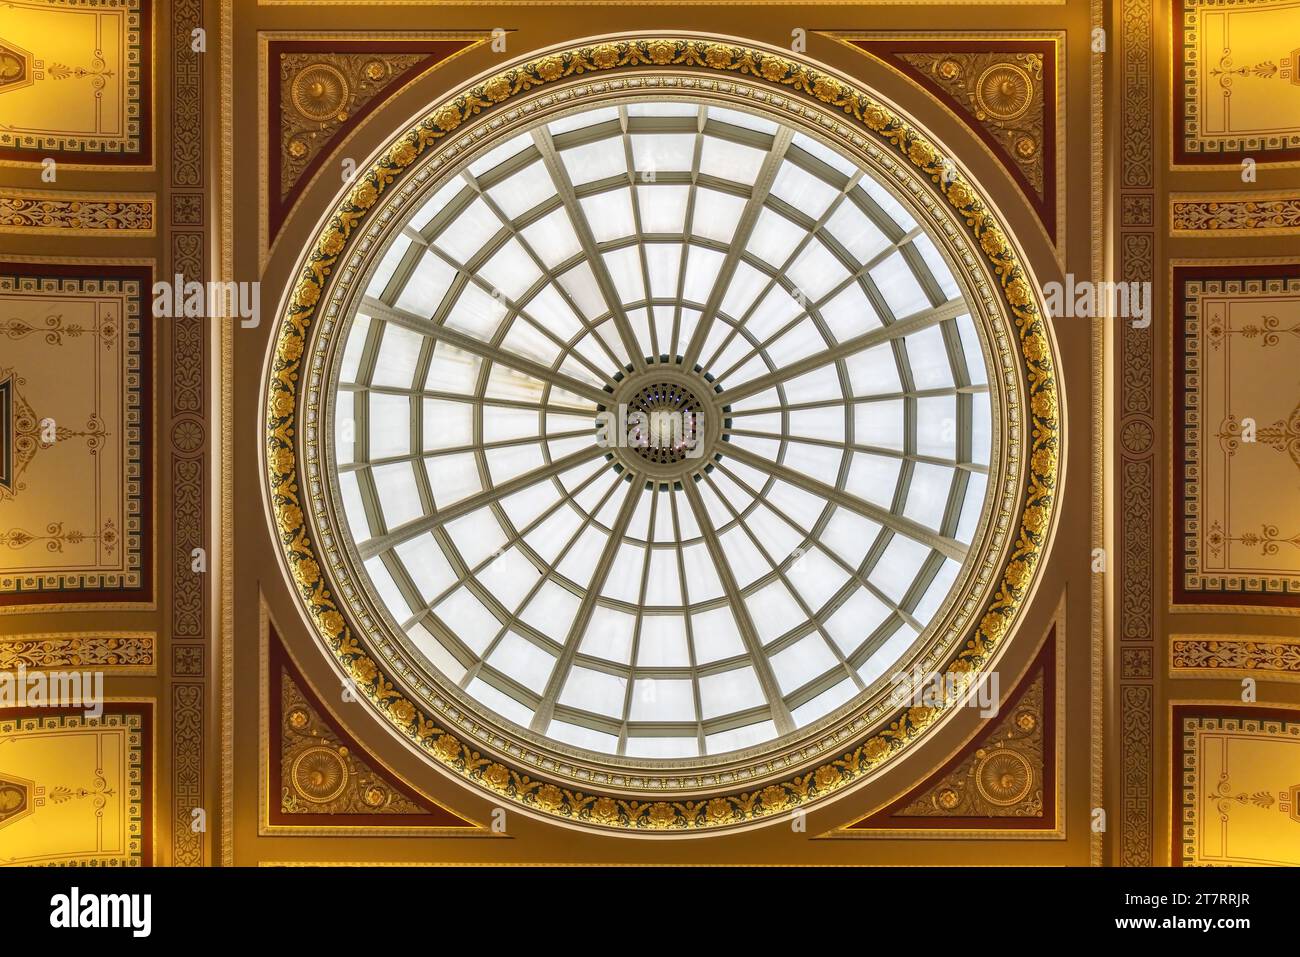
[
  {"left": 1171, "top": 634, "right": 1300, "bottom": 681},
  {"left": 0, "top": 631, "right": 155, "bottom": 674},
  {"left": 0, "top": 189, "right": 155, "bottom": 237},
  {"left": 1171, "top": 192, "right": 1300, "bottom": 237}
]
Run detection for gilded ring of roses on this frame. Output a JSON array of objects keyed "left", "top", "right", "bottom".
[{"left": 264, "top": 36, "right": 1060, "bottom": 832}]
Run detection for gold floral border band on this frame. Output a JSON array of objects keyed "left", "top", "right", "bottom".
[
  {"left": 0, "top": 631, "right": 155, "bottom": 674},
  {"left": 264, "top": 37, "right": 1060, "bottom": 831},
  {"left": 1171, "top": 192, "right": 1300, "bottom": 237},
  {"left": 0, "top": 189, "right": 156, "bottom": 237},
  {"left": 1171, "top": 634, "right": 1300, "bottom": 682}
]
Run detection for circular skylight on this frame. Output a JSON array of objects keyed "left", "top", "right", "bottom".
[{"left": 330, "top": 98, "right": 994, "bottom": 761}]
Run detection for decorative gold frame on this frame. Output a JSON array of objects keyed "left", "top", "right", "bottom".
[
  {"left": 1167, "top": 699, "right": 1300, "bottom": 867},
  {"left": 1166, "top": 256, "right": 1300, "bottom": 618},
  {"left": 0, "top": 631, "right": 156, "bottom": 675},
  {"left": 1171, "top": 634, "right": 1300, "bottom": 683},
  {"left": 1168, "top": 0, "right": 1300, "bottom": 171},
  {"left": 0, "top": 252, "right": 158, "bottom": 616},
  {"left": 1170, "top": 191, "right": 1300, "bottom": 238},
  {"left": 263, "top": 35, "right": 1060, "bottom": 832},
  {"left": 0, "top": 697, "right": 157, "bottom": 865},
  {"left": 0, "top": 0, "right": 158, "bottom": 172}
]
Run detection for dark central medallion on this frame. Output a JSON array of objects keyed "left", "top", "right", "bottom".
[
  {"left": 599, "top": 363, "right": 728, "bottom": 484},
  {"left": 625, "top": 380, "right": 705, "bottom": 466}
]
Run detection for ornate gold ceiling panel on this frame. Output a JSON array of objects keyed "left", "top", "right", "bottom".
[
  {"left": 263, "top": 35, "right": 1061, "bottom": 833},
  {"left": 1171, "top": 635, "right": 1300, "bottom": 682},
  {"left": 0, "top": 703, "right": 152, "bottom": 866},
  {"left": 279, "top": 55, "right": 427, "bottom": 200},
  {"left": 1174, "top": 705, "right": 1300, "bottom": 865},
  {"left": 0, "top": 631, "right": 155, "bottom": 674},
  {"left": 0, "top": 0, "right": 152, "bottom": 168},
  {"left": 1172, "top": 260, "right": 1300, "bottom": 613},
  {"left": 1170, "top": 191, "right": 1300, "bottom": 237},
  {"left": 0, "top": 188, "right": 155, "bottom": 237},
  {"left": 1174, "top": 0, "right": 1300, "bottom": 166},
  {"left": 0, "top": 261, "right": 154, "bottom": 612}
]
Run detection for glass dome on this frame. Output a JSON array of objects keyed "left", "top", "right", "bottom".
[{"left": 329, "top": 98, "right": 994, "bottom": 761}]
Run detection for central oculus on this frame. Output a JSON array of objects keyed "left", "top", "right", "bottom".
[{"left": 597, "top": 364, "right": 727, "bottom": 480}]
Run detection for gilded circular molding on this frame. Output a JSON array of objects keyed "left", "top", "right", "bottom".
[
  {"left": 974, "top": 748, "right": 1033, "bottom": 806},
  {"left": 974, "top": 63, "right": 1034, "bottom": 123},
  {"left": 264, "top": 36, "right": 1060, "bottom": 832},
  {"left": 290, "top": 746, "right": 350, "bottom": 804},
  {"left": 291, "top": 63, "right": 350, "bottom": 122}
]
